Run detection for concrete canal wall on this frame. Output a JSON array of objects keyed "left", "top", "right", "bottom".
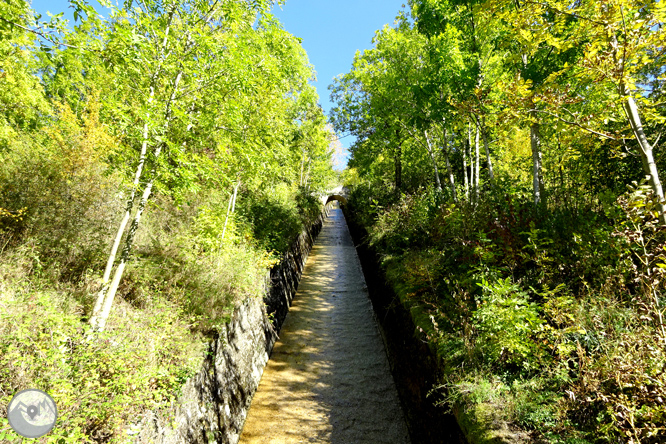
[{"left": 137, "top": 208, "right": 327, "bottom": 444}]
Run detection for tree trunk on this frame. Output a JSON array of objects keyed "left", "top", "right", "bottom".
[
  {"left": 92, "top": 67, "right": 183, "bottom": 331},
  {"left": 424, "top": 130, "right": 442, "bottom": 191},
  {"left": 90, "top": 10, "right": 178, "bottom": 330},
  {"left": 623, "top": 93, "right": 666, "bottom": 224},
  {"left": 474, "top": 121, "right": 480, "bottom": 202},
  {"left": 480, "top": 116, "right": 494, "bottom": 187},
  {"left": 96, "top": 157, "right": 160, "bottom": 332},
  {"left": 221, "top": 180, "right": 241, "bottom": 242},
  {"left": 90, "top": 117, "right": 152, "bottom": 328},
  {"left": 468, "top": 122, "right": 475, "bottom": 199},
  {"left": 463, "top": 136, "right": 469, "bottom": 201},
  {"left": 231, "top": 180, "right": 240, "bottom": 213},
  {"left": 442, "top": 129, "right": 457, "bottom": 202},
  {"left": 530, "top": 110, "right": 545, "bottom": 206},
  {"left": 395, "top": 129, "right": 402, "bottom": 192},
  {"left": 220, "top": 189, "right": 234, "bottom": 242}
]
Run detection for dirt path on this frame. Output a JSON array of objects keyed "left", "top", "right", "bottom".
[{"left": 239, "top": 206, "right": 410, "bottom": 444}]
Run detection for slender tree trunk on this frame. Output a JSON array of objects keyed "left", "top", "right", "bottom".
[
  {"left": 463, "top": 136, "right": 469, "bottom": 201},
  {"left": 474, "top": 121, "right": 480, "bottom": 202},
  {"left": 530, "top": 109, "right": 545, "bottom": 206},
  {"left": 622, "top": 93, "right": 666, "bottom": 224},
  {"left": 231, "top": 180, "right": 240, "bottom": 213},
  {"left": 92, "top": 67, "right": 183, "bottom": 331},
  {"left": 96, "top": 157, "right": 160, "bottom": 332},
  {"left": 442, "top": 129, "right": 457, "bottom": 202},
  {"left": 90, "top": 10, "right": 178, "bottom": 329},
  {"left": 395, "top": 129, "right": 402, "bottom": 192},
  {"left": 220, "top": 189, "right": 234, "bottom": 242},
  {"left": 90, "top": 54, "right": 170, "bottom": 328},
  {"left": 221, "top": 180, "right": 241, "bottom": 242},
  {"left": 424, "top": 130, "right": 442, "bottom": 191},
  {"left": 480, "top": 116, "right": 494, "bottom": 187},
  {"left": 90, "top": 116, "right": 152, "bottom": 327},
  {"left": 467, "top": 122, "right": 475, "bottom": 199}
]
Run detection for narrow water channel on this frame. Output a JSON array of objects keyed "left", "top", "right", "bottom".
[{"left": 239, "top": 205, "right": 410, "bottom": 444}]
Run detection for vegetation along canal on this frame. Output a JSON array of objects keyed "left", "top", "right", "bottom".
[{"left": 239, "top": 204, "right": 411, "bottom": 443}]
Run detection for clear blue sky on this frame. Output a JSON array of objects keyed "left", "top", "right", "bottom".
[
  {"left": 29, "top": 0, "right": 407, "bottom": 156},
  {"left": 270, "top": 1, "right": 406, "bottom": 122}
]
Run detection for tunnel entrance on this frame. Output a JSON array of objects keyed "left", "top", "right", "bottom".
[{"left": 325, "top": 194, "right": 348, "bottom": 206}]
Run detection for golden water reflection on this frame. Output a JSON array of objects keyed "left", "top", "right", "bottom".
[{"left": 239, "top": 207, "right": 410, "bottom": 444}]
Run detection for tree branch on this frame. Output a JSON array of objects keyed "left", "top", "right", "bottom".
[
  {"left": 527, "top": 108, "right": 616, "bottom": 140},
  {"left": 0, "top": 17, "right": 89, "bottom": 51}
]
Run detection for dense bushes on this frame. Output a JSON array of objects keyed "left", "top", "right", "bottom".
[
  {"left": 0, "top": 101, "right": 121, "bottom": 279},
  {"left": 0, "top": 109, "right": 328, "bottom": 442},
  {"left": 0, "top": 169, "right": 325, "bottom": 443},
  {"left": 348, "top": 184, "right": 666, "bottom": 443},
  {"left": 236, "top": 184, "right": 322, "bottom": 254},
  {"left": 0, "top": 249, "right": 202, "bottom": 442}
]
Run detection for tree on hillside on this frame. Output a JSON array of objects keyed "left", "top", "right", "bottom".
[{"left": 494, "top": 0, "right": 666, "bottom": 218}]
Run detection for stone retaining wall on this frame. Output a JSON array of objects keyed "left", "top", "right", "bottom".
[{"left": 137, "top": 208, "right": 328, "bottom": 444}]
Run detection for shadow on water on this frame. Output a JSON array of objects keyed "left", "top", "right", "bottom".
[
  {"left": 239, "top": 206, "right": 410, "bottom": 443},
  {"left": 343, "top": 205, "right": 467, "bottom": 444}
]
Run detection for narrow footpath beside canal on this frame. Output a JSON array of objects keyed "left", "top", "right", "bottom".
[{"left": 239, "top": 204, "right": 411, "bottom": 444}]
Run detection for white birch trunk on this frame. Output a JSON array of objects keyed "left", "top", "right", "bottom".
[
  {"left": 474, "top": 122, "right": 480, "bottom": 202},
  {"left": 220, "top": 180, "right": 240, "bottom": 243},
  {"left": 90, "top": 117, "right": 153, "bottom": 328},
  {"left": 442, "top": 129, "right": 457, "bottom": 202},
  {"left": 93, "top": 68, "right": 183, "bottom": 331},
  {"left": 90, "top": 10, "right": 177, "bottom": 328},
  {"left": 623, "top": 93, "right": 666, "bottom": 224},
  {"left": 231, "top": 180, "right": 240, "bottom": 213},
  {"left": 468, "top": 123, "right": 474, "bottom": 196},
  {"left": 463, "top": 136, "right": 469, "bottom": 201},
  {"left": 424, "top": 130, "right": 442, "bottom": 191},
  {"left": 220, "top": 190, "right": 234, "bottom": 243},
  {"left": 96, "top": 163, "right": 159, "bottom": 332},
  {"left": 481, "top": 116, "right": 494, "bottom": 186}
]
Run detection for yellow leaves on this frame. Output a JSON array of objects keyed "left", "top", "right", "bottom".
[
  {"left": 518, "top": 28, "right": 532, "bottom": 44},
  {"left": 0, "top": 206, "right": 27, "bottom": 222},
  {"left": 49, "top": 94, "right": 117, "bottom": 177}
]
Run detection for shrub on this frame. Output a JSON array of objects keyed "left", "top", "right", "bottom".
[
  {"left": 473, "top": 277, "right": 547, "bottom": 372},
  {"left": 0, "top": 99, "right": 121, "bottom": 280},
  {"left": 0, "top": 253, "right": 203, "bottom": 443}
]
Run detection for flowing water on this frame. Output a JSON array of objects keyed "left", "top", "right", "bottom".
[{"left": 239, "top": 205, "right": 410, "bottom": 444}]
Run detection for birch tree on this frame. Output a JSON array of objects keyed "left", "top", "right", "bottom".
[
  {"left": 90, "top": 0, "right": 268, "bottom": 331},
  {"left": 518, "top": 0, "right": 666, "bottom": 221}
]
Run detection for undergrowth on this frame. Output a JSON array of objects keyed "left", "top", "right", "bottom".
[
  {"left": 0, "top": 113, "right": 325, "bottom": 442},
  {"left": 348, "top": 182, "right": 666, "bottom": 444}
]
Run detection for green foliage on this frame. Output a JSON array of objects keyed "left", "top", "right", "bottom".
[
  {"left": 0, "top": 254, "right": 202, "bottom": 443},
  {"left": 0, "top": 98, "right": 121, "bottom": 278},
  {"left": 236, "top": 184, "right": 317, "bottom": 254},
  {"left": 371, "top": 190, "right": 440, "bottom": 253},
  {"left": 0, "top": 0, "right": 333, "bottom": 440},
  {"left": 347, "top": 180, "right": 666, "bottom": 443},
  {"left": 474, "top": 277, "right": 546, "bottom": 371}
]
